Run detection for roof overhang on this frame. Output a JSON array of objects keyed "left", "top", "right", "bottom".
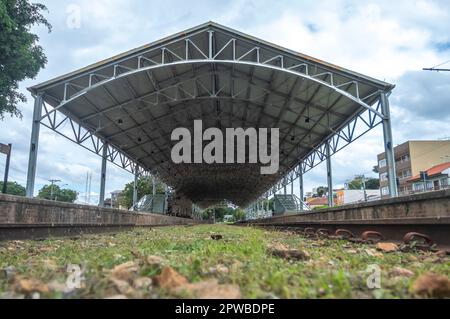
[{"left": 29, "top": 21, "right": 394, "bottom": 208}]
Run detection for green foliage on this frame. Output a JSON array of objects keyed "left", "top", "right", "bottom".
[
  {"left": 0, "top": 0, "right": 51, "bottom": 119},
  {"left": 37, "top": 184, "right": 77, "bottom": 203},
  {"left": 233, "top": 208, "right": 246, "bottom": 221},
  {"left": 365, "top": 178, "right": 380, "bottom": 190},
  {"left": 119, "top": 176, "right": 165, "bottom": 209},
  {"left": 201, "top": 206, "right": 246, "bottom": 222},
  {"left": 347, "top": 176, "right": 380, "bottom": 190},
  {"left": 312, "top": 205, "right": 329, "bottom": 210},
  {"left": 316, "top": 186, "right": 328, "bottom": 197},
  {"left": 0, "top": 181, "right": 25, "bottom": 196}
]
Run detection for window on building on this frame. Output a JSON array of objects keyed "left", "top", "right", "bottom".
[
  {"left": 381, "top": 186, "right": 389, "bottom": 196},
  {"left": 413, "top": 183, "right": 424, "bottom": 192},
  {"left": 379, "top": 159, "right": 387, "bottom": 168},
  {"left": 380, "top": 172, "right": 388, "bottom": 182},
  {"left": 441, "top": 178, "right": 449, "bottom": 188},
  {"left": 396, "top": 155, "right": 410, "bottom": 164},
  {"left": 399, "top": 169, "right": 412, "bottom": 179}
]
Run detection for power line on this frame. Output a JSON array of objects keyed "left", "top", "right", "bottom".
[{"left": 423, "top": 59, "right": 450, "bottom": 72}]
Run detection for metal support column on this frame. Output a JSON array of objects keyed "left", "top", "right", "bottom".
[
  {"left": 2, "top": 144, "right": 12, "bottom": 194},
  {"left": 380, "top": 93, "right": 398, "bottom": 197},
  {"left": 290, "top": 176, "right": 294, "bottom": 195},
  {"left": 150, "top": 175, "right": 156, "bottom": 212},
  {"left": 162, "top": 184, "right": 168, "bottom": 214},
  {"left": 132, "top": 167, "right": 139, "bottom": 210},
  {"left": 99, "top": 142, "right": 107, "bottom": 207},
  {"left": 26, "top": 93, "right": 44, "bottom": 198},
  {"left": 326, "top": 142, "right": 334, "bottom": 207},
  {"left": 299, "top": 170, "right": 304, "bottom": 209}
]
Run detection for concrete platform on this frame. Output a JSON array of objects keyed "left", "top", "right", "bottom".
[
  {"left": 0, "top": 194, "right": 197, "bottom": 240},
  {"left": 241, "top": 190, "right": 450, "bottom": 246},
  {"left": 250, "top": 189, "right": 450, "bottom": 224}
]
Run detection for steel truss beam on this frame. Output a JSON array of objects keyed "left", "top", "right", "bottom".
[
  {"left": 39, "top": 99, "right": 148, "bottom": 176},
  {"left": 266, "top": 96, "right": 384, "bottom": 197}
]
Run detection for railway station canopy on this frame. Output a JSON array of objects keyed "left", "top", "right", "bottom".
[{"left": 28, "top": 22, "right": 395, "bottom": 208}]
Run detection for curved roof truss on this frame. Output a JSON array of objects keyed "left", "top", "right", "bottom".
[{"left": 29, "top": 22, "right": 394, "bottom": 208}]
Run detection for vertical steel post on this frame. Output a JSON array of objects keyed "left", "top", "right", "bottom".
[
  {"left": 2, "top": 144, "right": 12, "bottom": 194},
  {"left": 326, "top": 142, "right": 334, "bottom": 207},
  {"left": 132, "top": 167, "right": 139, "bottom": 211},
  {"left": 380, "top": 93, "right": 398, "bottom": 197},
  {"left": 26, "top": 94, "right": 44, "bottom": 197},
  {"left": 99, "top": 142, "right": 107, "bottom": 207},
  {"left": 162, "top": 184, "right": 168, "bottom": 214},
  {"left": 151, "top": 175, "right": 156, "bottom": 212},
  {"left": 299, "top": 170, "right": 304, "bottom": 209},
  {"left": 290, "top": 176, "right": 294, "bottom": 195}
]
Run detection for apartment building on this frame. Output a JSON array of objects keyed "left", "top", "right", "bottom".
[{"left": 377, "top": 140, "right": 450, "bottom": 197}]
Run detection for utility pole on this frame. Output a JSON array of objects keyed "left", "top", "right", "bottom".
[
  {"left": 48, "top": 179, "right": 61, "bottom": 200},
  {"left": 361, "top": 175, "right": 367, "bottom": 202}
]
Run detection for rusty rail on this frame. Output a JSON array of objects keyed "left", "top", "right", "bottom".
[{"left": 239, "top": 190, "right": 450, "bottom": 251}]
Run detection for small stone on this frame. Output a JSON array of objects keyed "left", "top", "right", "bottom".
[
  {"left": 15, "top": 278, "right": 49, "bottom": 294},
  {"left": 376, "top": 242, "right": 399, "bottom": 253},
  {"left": 390, "top": 267, "right": 414, "bottom": 278},
  {"left": 110, "top": 278, "right": 133, "bottom": 295},
  {"left": 133, "top": 277, "right": 152, "bottom": 290},
  {"left": 48, "top": 280, "right": 71, "bottom": 293},
  {"left": 412, "top": 273, "right": 450, "bottom": 298},
  {"left": 269, "top": 248, "right": 310, "bottom": 261},
  {"left": 146, "top": 255, "right": 164, "bottom": 266},
  {"left": 1, "top": 266, "right": 16, "bottom": 282},
  {"left": 154, "top": 266, "right": 189, "bottom": 290},
  {"left": 365, "top": 249, "right": 384, "bottom": 258},
  {"left": 208, "top": 264, "right": 229, "bottom": 275},
  {"left": 110, "top": 261, "right": 139, "bottom": 281}
]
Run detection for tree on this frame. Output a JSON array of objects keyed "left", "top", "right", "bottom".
[
  {"left": 0, "top": 181, "right": 25, "bottom": 196},
  {"left": 37, "top": 184, "right": 77, "bottom": 203},
  {"left": 0, "top": 0, "right": 51, "bottom": 119},
  {"left": 347, "top": 176, "right": 380, "bottom": 190},
  {"left": 119, "top": 176, "right": 166, "bottom": 209},
  {"left": 365, "top": 178, "right": 380, "bottom": 190},
  {"left": 233, "top": 208, "right": 246, "bottom": 222},
  {"left": 316, "top": 186, "right": 328, "bottom": 197}
]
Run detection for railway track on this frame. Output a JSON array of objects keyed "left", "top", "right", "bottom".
[
  {"left": 0, "top": 224, "right": 138, "bottom": 241},
  {"left": 239, "top": 217, "right": 450, "bottom": 253},
  {"left": 239, "top": 190, "right": 450, "bottom": 252},
  {"left": 0, "top": 194, "right": 197, "bottom": 241}
]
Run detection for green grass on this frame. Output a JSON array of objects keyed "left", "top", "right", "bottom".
[{"left": 0, "top": 225, "right": 448, "bottom": 299}]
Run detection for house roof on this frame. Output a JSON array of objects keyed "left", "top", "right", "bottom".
[{"left": 409, "top": 162, "right": 450, "bottom": 182}]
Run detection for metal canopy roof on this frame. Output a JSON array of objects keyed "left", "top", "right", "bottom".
[{"left": 29, "top": 21, "right": 394, "bottom": 208}]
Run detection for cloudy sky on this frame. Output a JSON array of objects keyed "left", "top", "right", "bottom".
[{"left": 1, "top": 0, "right": 449, "bottom": 204}]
